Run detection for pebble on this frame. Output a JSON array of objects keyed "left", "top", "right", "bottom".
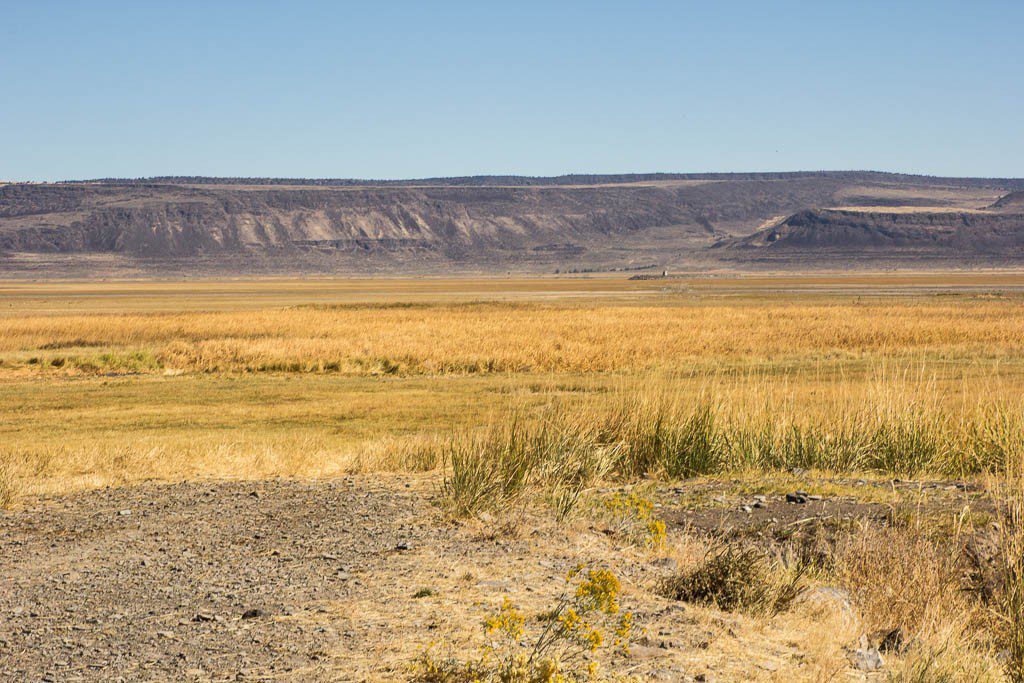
[{"left": 849, "top": 646, "right": 884, "bottom": 672}]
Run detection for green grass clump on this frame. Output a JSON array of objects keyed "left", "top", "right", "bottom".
[
  {"left": 440, "top": 395, "right": 1024, "bottom": 517},
  {"left": 442, "top": 415, "right": 612, "bottom": 517},
  {"left": 608, "top": 401, "right": 725, "bottom": 478}
]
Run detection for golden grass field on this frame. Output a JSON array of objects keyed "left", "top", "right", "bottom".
[
  {"left": 3, "top": 273, "right": 1024, "bottom": 681},
  {"left": 3, "top": 273, "right": 1024, "bottom": 497}
]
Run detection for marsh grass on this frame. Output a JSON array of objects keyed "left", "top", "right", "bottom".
[
  {"left": 6, "top": 297, "right": 1024, "bottom": 377},
  {"left": 442, "top": 415, "right": 613, "bottom": 517},
  {"left": 441, "top": 389, "right": 1024, "bottom": 517},
  {"left": 5, "top": 282, "right": 1024, "bottom": 679}
]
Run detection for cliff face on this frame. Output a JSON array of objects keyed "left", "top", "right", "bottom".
[
  {"left": 1, "top": 173, "right": 1020, "bottom": 273},
  {"left": 717, "top": 208, "right": 1024, "bottom": 255},
  {"left": 991, "top": 191, "right": 1024, "bottom": 211},
  {"left": 0, "top": 178, "right": 856, "bottom": 259}
]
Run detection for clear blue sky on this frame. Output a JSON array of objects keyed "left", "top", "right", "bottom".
[{"left": 2, "top": 1, "right": 1022, "bottom": 181}]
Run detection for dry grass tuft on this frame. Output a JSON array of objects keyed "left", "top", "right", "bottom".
[
  {"left": 441, "top": 415, "right": 612, "bottom": 517},
  {"left": 658, "top": 543, "right": 806, "bottom": 615},
  {"left": 990, "top": 455, "right": 1024, "bottom": 681},
  {"left": 834, "top": 521, "right": 973, "bottom": 638},
  {"left": 0, "top": 456, "right": 20, "bottom": 509},
  {"left": 828, "top": 518, "right": 1012, "bottom": 680}
]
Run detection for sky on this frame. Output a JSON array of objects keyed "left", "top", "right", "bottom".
[{"left": 1, "top": 1, "right": 1022, "bottom": 181}]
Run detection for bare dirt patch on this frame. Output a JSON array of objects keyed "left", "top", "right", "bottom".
[{"left": 0, "top": 474, "right": 1002, "bottom": 681}]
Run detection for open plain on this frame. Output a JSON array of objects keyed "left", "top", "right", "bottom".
[{"left": 2, "top": 273, "right": 1024, "bottom": 681}]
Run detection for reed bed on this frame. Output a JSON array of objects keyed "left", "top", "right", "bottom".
[
  {"left": 3, "top": 298, "right": 1024, "bottom": 375},
  {"left": 439, "top": 387, "right": 1024, "bottom": 515}
]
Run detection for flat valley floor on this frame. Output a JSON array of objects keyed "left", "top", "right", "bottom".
[{"left": 3, "top": 273, "right": 1024, "bottom": 681}]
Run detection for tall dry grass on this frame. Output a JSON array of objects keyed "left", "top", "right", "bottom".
[
  {"left": 990, "top": 453, "right": 1024, "bottom": 681},
  {"left": 4, "top": 298, "right": 1024, "bottom": 375},
  {"left": 441, "top": 387, "right": 1024, "bottom": 516},
  {"left": 4, "top": 372, "right": 1022, "bottom": 504},
  {"left": 0, "top": 455, "right": 19, "bottom": 509}
]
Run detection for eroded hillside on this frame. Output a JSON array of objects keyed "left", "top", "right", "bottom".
[{"left": 0, "top": 173, "right": 1019, "bottom": 274}]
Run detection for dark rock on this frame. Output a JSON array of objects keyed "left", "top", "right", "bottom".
[{"left": 869, "top": 627, "right": 905, "bottom": 654}]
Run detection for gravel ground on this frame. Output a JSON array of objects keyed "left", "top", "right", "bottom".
[
  {"left": 0, "top": 477, "right": 443, "bottom": 682},
  {"left": 0, "top": 474, "right": 988, "bottom": 682}
]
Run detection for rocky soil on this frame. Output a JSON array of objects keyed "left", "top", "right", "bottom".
[
  {"left": 1, "top": 478, "right": 445, "bottom": 681},
  {"left": 0, "top": 474, "right": 990, "bottom": 681}
]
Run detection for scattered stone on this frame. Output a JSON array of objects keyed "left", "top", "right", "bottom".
[
  {"left": 849, "top": 647, "right": 883, "bottom": 671},
  {"left": 785, "top": 493, "right": 808, "bottom": 504},
  {"left": 799, "top": 586, "right": 854, "bottom": 619},
  {"left": 627, "top": 644, "right": 665, "bottom": 660},
  {"left": 117, "top": 509, "right": 132, "bottom": 516},
  {"left": 848, "top": 635, "right": 885, "bottom": 671},
  {"left": 241, "top": 609, "right": 264, "bottom": 620},
  {"left": 651, "top": 557, "right": 678, "bottom": 571}
]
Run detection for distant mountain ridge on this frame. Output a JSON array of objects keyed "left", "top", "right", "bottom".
[
  {"left": 69, "top": 171, "right": 1024, "bottom": 190},
  {"left": 2, "top": 171, "right": 1023, "bottom": 275}
]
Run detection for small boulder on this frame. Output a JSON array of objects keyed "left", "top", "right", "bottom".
[
  {"left": 848, "top": 635, "right": 884, "bottom": 671},
  {"left": 849, "top": 647, "right": 883, "bottom": 672}
]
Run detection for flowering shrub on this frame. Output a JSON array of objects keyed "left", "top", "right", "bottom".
[
  {"left": 412, "top": 565, "right": 634, "bottom": 682},
  {"left": 601, "top": 491, "right": 667, "bottom": 549}
]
